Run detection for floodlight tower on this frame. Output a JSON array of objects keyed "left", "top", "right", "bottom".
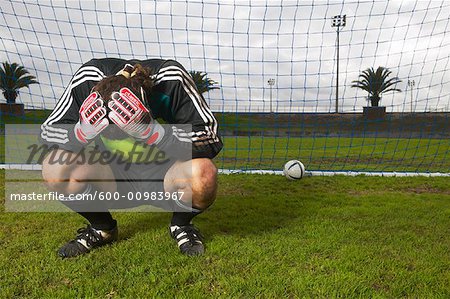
[
  {"left": 331, "top": 14, "right": 346, "bottom": 113},
  {"left": 268, "top": 78, "right": 276, "bottom": 113}
]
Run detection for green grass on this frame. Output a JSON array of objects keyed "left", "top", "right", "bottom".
[
  {"left": 1, "top": 111, "right": 449, "bottom": 297},
  {"left": 1, "top": 172, "right": 449, "bottom": 298}
]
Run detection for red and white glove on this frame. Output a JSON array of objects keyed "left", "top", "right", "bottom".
[
  {"left": 108, "top": 87, "right": 164, "bottom": 144},
  {"left": 74, "top": 92, "right": 109, "bottom": 144}
]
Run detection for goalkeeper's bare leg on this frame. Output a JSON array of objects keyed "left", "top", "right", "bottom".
[
  {"left": 42, "top": 149, "right": 119, "bottom": 258},
  {"left": 164, "top": 158, "right": 218, "bottom": 256}
]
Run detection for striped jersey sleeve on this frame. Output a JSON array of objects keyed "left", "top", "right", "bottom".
[
  {"left": 40, "top": 63, "right": 106, "bottom": 148},
  {"left": 151, "top": 60, "right": 223, "bottom": 159}
]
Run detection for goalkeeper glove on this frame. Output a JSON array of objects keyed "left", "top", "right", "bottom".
[
  {"left": 74, "top": 92, "right": 109, "bottom": 144},
  {"left": 108, "top": 87, "right": 164, "bottom": 144}
]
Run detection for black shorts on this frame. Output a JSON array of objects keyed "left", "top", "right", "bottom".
[
  {"left": 46, "top": 140, "right": 195, "bottom": 212},
  {"left": 107, "top": 159, "right": 187, "bottom": 211}
]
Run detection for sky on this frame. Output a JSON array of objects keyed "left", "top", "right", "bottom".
[{"left": 1, "top": 0, "right": 449, "bottom": 113}]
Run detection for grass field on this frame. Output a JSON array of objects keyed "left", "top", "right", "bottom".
[
  {"left": 1, "top": 110, "right": 449, "bottom": 297},
  {"left": 1, "top": 172, "right": 449, "bottom": 298}
]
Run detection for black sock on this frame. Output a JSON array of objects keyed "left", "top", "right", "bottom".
[
  {"left": 78, "top": 212, "right": 117, "bottom": 231},
  {"left": 171, "top": 209, "right": 203, "bottom": 226},
  {"left": 59, "top": 184, "right": 116, "bottom": 230}
]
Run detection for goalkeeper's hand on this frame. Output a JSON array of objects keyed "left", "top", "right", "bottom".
[
  {"left": 108, "top": 87, "right": 164, "bottom": 144},
  {"left": 74, "top": 92, "right": 109, "bottom": 144}
]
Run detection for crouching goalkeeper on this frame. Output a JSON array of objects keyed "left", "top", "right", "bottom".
[{"left": 40, "top": 58, "right": 222, "bottom": 257}]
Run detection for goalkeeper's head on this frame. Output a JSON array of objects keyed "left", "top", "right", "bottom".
[
  {"left": 92, "top": 64, "right": 154, "bottom": 110},
  {"left": 92, "top": 64, "right": 155, "bottom": 139}
]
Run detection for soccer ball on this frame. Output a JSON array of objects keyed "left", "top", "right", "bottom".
[{"left": 283, "top": 160, "right": 305, "bottom": 180}]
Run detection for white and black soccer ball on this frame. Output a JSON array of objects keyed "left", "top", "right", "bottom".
[{"left": 283, "top": 160, "right": 305, "bottom": 180}]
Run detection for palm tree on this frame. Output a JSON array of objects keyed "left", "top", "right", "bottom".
[
  {"left": 189, "top": 71, "right": 219, "bottom": 94},
  {"left": 0, "top": 62, "right": 38, "bottom": 104},
  {"left": 351, "top": 66, "right": 401, "bottom": 107}
]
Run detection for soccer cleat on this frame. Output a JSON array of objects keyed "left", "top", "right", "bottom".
[
  {"left": 169, "top": 224, "right": 205, "bottom": 256},
  {"left": 57, "top": 224, "right": 118, "bottom": 259}
]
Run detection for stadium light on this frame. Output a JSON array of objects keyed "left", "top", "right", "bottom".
[
  {"left": 408, "top": 79, "right": 415, "bottom": 112},
  {"left": 331, "top": 14, "right": 346, "bottom": 113},
  {"left": 268, "top": 78, "right": 276, "bottom": 113}
]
